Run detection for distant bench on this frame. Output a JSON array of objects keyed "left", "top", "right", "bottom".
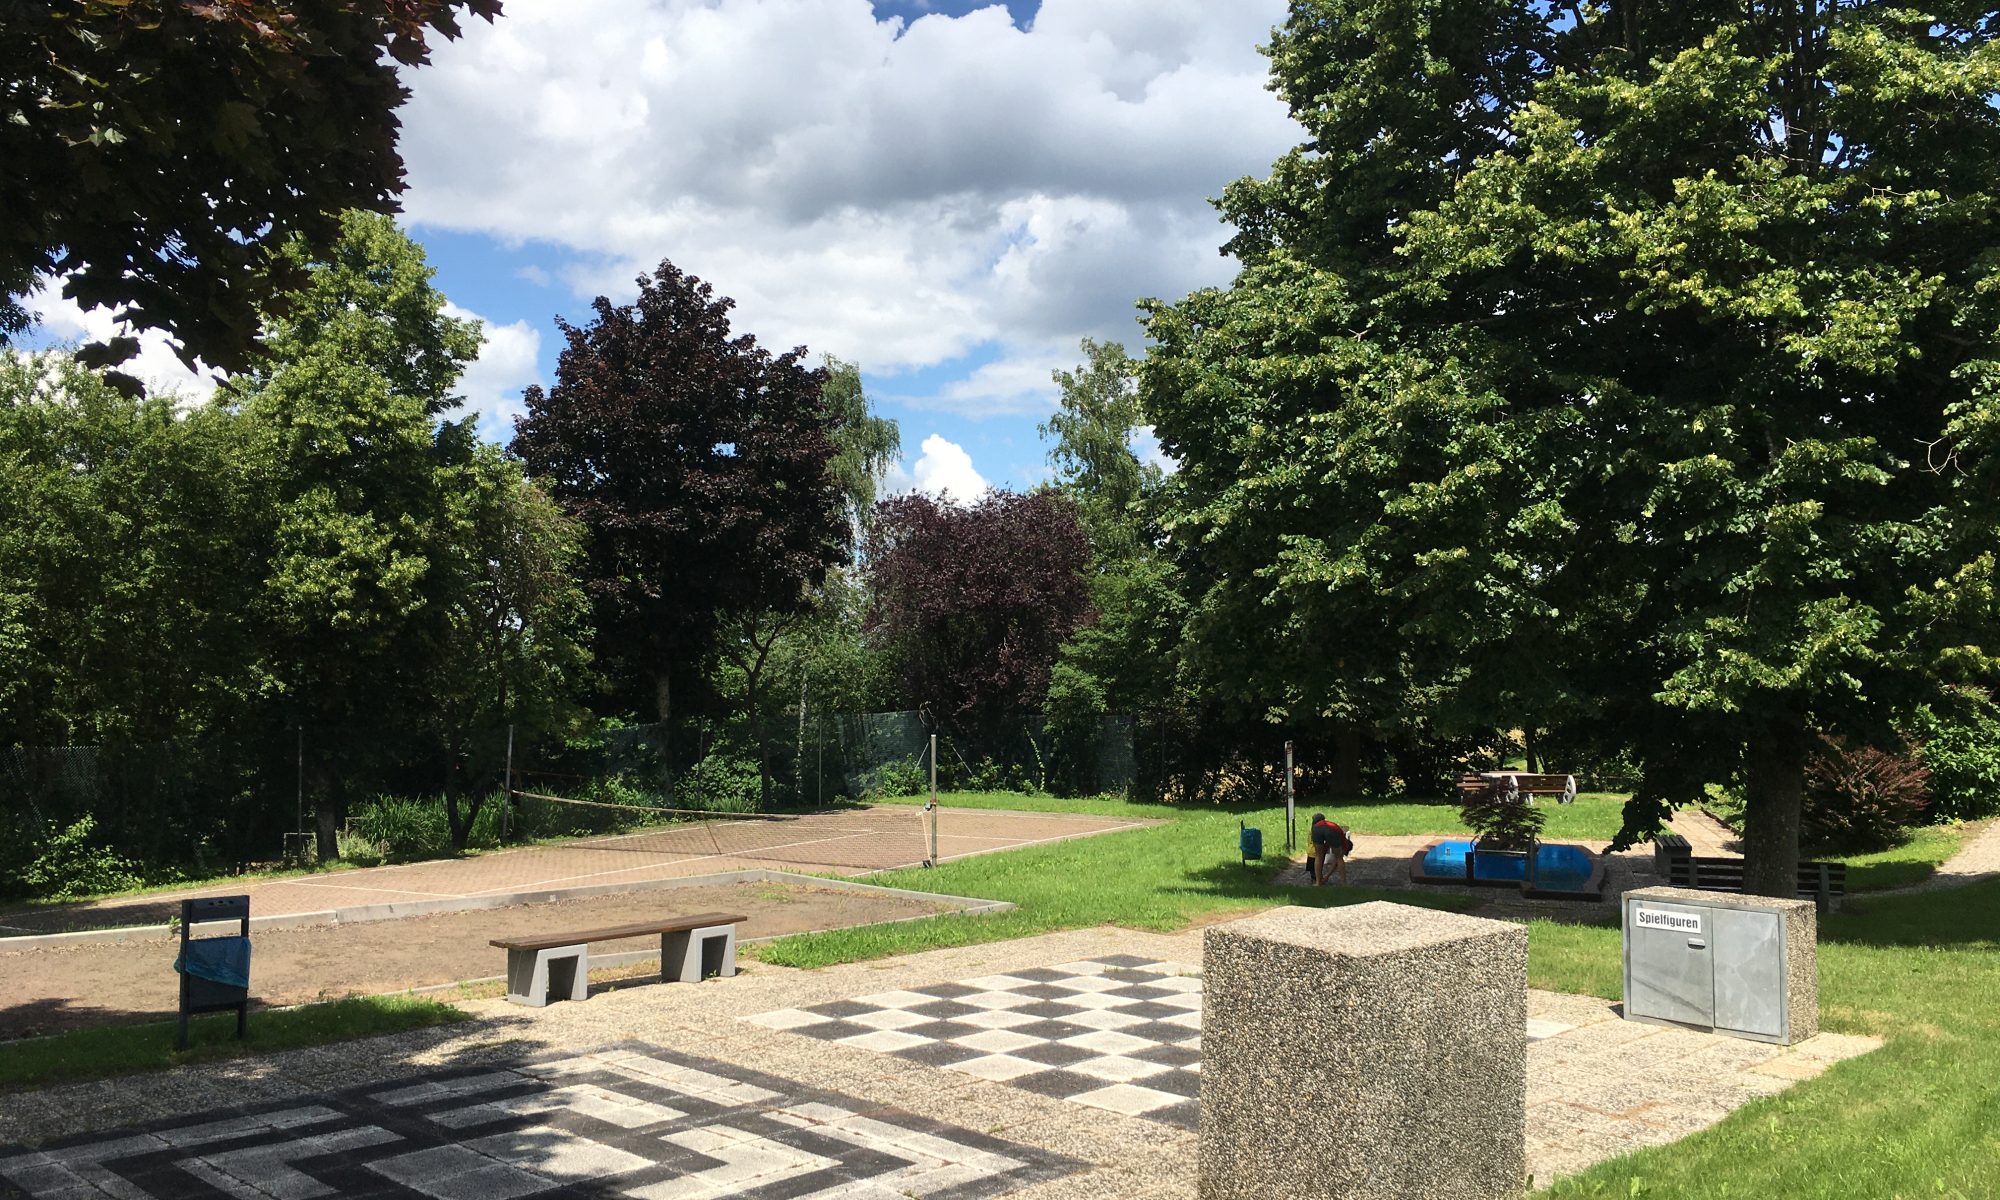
[
  {"left": 1653, "top": 834, "right": 1845, "bottom": 910},
  {"left": 1456, "top": 772, "right": 1579, "bottom": 804},
  {"left": 491, "top": 911, "right": 747, "bottom": 1007}
]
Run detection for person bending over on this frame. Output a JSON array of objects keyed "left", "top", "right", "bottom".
[{"left": 1308, "top": 812, "right": 1352, "bottom": 886}]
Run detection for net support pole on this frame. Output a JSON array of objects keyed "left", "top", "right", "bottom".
[
  {"left": 502, "top": 723, "right": 515, "bottom": 841},
  {"left": 1284, "top": 739, "right": 1296, "bottom": 853},
  {"left": 924, "top": 733, "right": 939, "bottom": 868}
]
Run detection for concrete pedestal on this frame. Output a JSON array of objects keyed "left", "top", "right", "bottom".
[
  {"left": 1199, "top": 902, "right": 1527, "bottom": 1200},
  {"left": 662, "top": 923, "right": 738, "bottom": 983},
  {"left": 504, "top": 944, "right": 588, "bottom": 1007}
]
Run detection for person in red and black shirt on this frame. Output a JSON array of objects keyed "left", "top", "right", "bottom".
[{"left": 1308, "top": 812, "right": 1351, "bottom": 886}]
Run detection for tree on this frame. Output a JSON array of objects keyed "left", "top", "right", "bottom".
[
  {"left": 1143, "top": 0, "right": 2000, "bottom": 894},
  {"left": 822, "top": 357, "right": 901, "bottom": 539},
  {"left": 1041, "top": 338, "right": 1160, "bottom": 561},
  {"left": 423, "top": 446, "right": 592, "bottom": 848},
  {"left": 511, "top": 261, "right": 851, "bottom": 771},
  {"left": 229, "top": 211, "right": 483, "bottom": 861},
  {"left": 2, "top": 0, "right": 501, "bottom": 382},
  {"left": 868, "top": 490, "right": 1094, "bottom": 729}
]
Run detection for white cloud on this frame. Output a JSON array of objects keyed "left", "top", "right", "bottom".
[
  {"left": 396, "top": 0, "right": 1298, "bottom": 417},
  {"left": 21, "top": 285, "right": 221, "bottom": 402},
  {"left": 886, "top": 433, "right": 989, "bottom": 503},
  {"left": 442, "top": 301, "right": 544, "bottom": 438}
]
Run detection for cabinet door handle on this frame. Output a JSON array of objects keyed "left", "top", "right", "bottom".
[{"left": 1687, "top": 938, "right": 1707, "bottom": 949}]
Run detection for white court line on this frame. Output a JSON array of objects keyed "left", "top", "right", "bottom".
[{"left": 280, "top": 879, "right": 465, "bottom": 900}]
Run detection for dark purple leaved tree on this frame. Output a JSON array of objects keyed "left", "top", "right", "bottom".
[
  {"left": 512, "top": 260, "right": 849, "bottom": 804},
  {"left": 868, "top": 490, "right": 1094, "bottom": 729}
]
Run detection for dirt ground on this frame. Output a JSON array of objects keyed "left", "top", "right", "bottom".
[{"left": 0, "top": 880, "right": 955, "bottom": 1041}]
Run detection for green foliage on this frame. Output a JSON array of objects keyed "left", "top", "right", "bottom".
[
  {"left": 1042, "top": 338, "right": 1159, "bottom": 561},
  {"left": 1142, "top": 0, "right": 2000, "bottom": 892},
  {"left": 1802, "top": 738, "right": 1930, "bottom": 855},
  {"left": 1908, "top": 692, "right": 2000, "bottom": 822},
  {"left": 863, "top": 755, "right": 930, "bottom": 800},
  {"left": 678, "top": 753, "right": 762, "bottom": 814},
  {"left": 346, "top": 794, "right": 505, "bottom": 861},
  {"left": 1457, "top": 781, "right": 1547, "bottom": 852},
  {"left": 13, "top": 816, "right": 142, "bottom": 901},
  {"left": 0, "top": 0, "right": 502, "bottom": 377}
]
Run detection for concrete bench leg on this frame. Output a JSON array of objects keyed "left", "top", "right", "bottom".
[
  {"left": 661, "top": 924, "right": 737, "bottom": 983},
  {"left": 505, "top": 944, "right": 589, "bottom": 1006}
]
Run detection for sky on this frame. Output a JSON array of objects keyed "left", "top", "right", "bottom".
[{"left": 29, "top": 0, "right": 1303, "bottom": 499}]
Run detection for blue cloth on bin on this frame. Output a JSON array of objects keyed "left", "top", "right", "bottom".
[{"left": 175, "top": 937, "right": 250, "bottom": 989}]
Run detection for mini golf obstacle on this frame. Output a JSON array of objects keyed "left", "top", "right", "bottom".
[
  {"left": 1409, "top": 838, "right": 1608, "bottom": 900},
  {"left": 1410, "top": 770, "right": 1607, "bottom": 900}
]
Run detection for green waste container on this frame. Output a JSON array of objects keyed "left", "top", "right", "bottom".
[{"left": 1240, "top": 823, "right": 1263, "bottom": 862}]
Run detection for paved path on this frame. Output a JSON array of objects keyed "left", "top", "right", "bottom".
[
  {"left": 0, "top": 925, "right": 1879, "bottom": 1197},
  {"left": 1667, "top": 808, "right": 1741, "bottom": 856},
  {"left": 0, "top": 807, "right": 1151, "bottom": 938},
  {"left": 1882, "top": 817, "right": 2000, "bottom": 895}
]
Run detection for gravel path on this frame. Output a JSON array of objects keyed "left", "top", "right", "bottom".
[{"left": 1881, "top": 818, "right": 2000, "bottom": 895}]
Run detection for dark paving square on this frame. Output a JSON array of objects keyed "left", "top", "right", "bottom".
[{"left": 1008, "top": 1069, "right": 1106, "bottom": 1101}]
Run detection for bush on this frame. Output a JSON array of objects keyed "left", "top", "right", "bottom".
[
  {"left": 1908, "top": 693, "right": 2000, "bottom": 822},
  {"left": 346, "top": 795, "right": 452, "bottom": 861},
  {"left": 863, "top": 755, "right": 929, "bottom": 800},
  {"left": 1803, "top": 737, "right": 1930, "bottom": 854},
  {"left": 678, "top": 754, "right": 760, "bottom": 813},
  {"left": 16, "top": 816, "right": 143, "bottom": 900},
  {"left": 1458, "top": 777, "right": 1547, "bottom": 851}
]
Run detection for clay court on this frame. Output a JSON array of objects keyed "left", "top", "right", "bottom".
[{"left": 0, "top": 804, "right": 1153, "bottom": 937}]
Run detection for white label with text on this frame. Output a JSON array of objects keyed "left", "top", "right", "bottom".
[{"left": 1635, "top": 907, "right": 1703, "bottom": 935}]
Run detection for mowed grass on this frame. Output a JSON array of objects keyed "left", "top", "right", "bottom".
[
  {"left": 0, "top": 994, "right": 470, "bottom": 1092},
  {"left": 754, "top": 801, "right": 1476, "bottom": 968},
  {"left": 1841, "top": 823, "right": 1969, "bottom": 892},
  {"left": 1526, "top": 881, "right": 2000, "bottom": 1199}
]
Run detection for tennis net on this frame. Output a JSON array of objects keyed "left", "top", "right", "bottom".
[{"left": 509, "top": 790, "right": 939, "bottom": 874}]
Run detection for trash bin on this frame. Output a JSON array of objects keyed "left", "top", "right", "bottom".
[{"left": 1239, "top": 823, "right": 1263, "bottom": 862}]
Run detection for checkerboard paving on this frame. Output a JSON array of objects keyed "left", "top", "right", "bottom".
[
  {"left": 0, "top": 1043, "right": 1081, "bottom": 1199},
  {"left": 746, "top": 954, "right": 1204, "bottom": 1130}
]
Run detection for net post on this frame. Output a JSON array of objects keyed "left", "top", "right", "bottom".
[
  {"left": 1284, "top": 739, "right": 1296, "bottom": 853},
  {"left": 924, "top": 733, "right": 938, "bottom": 868},
  {"left": 502, "top": 723, "right": 515, "bottom": 841}
]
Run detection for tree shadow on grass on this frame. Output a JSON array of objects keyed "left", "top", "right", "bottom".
[{"left": 1818, "top": 877, "right": 2000, "bottom": 953}]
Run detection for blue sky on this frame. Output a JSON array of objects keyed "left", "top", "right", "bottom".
[{"left": 31, "top": 0, "right": 1301, "bottom": 497}]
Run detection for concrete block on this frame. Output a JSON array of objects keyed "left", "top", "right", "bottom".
[
  {"left": 662, "top": 923, "right": 737, "bottom": 983},
  {"left": 1199, "top": 902, "right": 1527, "bottom": 1200},
  {"left": 504, "top": 944, "right": 588, "bottom": 1007}
]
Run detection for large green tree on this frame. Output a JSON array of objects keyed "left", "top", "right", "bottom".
[
  {"left": 1145, "top": 0, "right": 2000, "bottom": 893},
  {"left": 229, "top": 211, "right": 484, "bottom": 860},
  {"left": 2, "top": 0, "right": 500, "bottom": 382}
]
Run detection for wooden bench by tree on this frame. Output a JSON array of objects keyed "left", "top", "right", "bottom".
[
  {"left": 1663, "top": 855, "right": 1847, "bottom": 911},
  {"left": 1456, "top": 771, "right": 1579, "bottom": 805},
  {"left": 490, "top": 911, "right": 747, "bottom": 1007}
]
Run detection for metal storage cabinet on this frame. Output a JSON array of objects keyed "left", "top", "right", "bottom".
[{"left": 1621, "top": 885, "right": 1819, "bottom": 1046}]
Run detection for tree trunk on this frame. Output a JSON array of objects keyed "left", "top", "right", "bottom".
[
  {"left": 1524, "top": 728, "right": 1542, "bottom": 774},
  {"left": 1332, "top": 722, "right": 1363, "bottom": 800},
  {"left": 1741, "top": 714, "right": 1807, "bottom": 897},
  {"left": 312, "top": 766, "right": 340, "bottom": 864}
]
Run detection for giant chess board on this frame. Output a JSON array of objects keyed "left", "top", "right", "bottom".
[
  {"left": 745, "top": 955, "right": 1203, "bottom": 1130},
  {"left": 0, "top": 1044, "right": 1080, "bottom": 1199}
]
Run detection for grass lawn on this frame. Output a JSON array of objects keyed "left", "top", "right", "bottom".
[
  {"left": 0, "top": 994, "right": 470, "bottom": 1093},
  {"left": 1840, "top": 823, "right": 1969, "bottom": 892},
  {"left": 755, "top": 799, "right": 1477, "bottom": 968}
]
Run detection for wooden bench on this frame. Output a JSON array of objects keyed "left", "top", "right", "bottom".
[
  {"left": 1457, "top": 771, "right": 1579, "bottom": 804},
  {"left": 1653, "top": 833, "right": 1692, "bottom": 878},
  {"left": 1664, "top": 855, "right": 1847, "bottom": 911},
  {"left": 490, "top": 911, "right": 747, "bottom": 1007}
]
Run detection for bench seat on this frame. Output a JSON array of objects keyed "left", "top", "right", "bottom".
[{"left": 491, "top": 911, "right": 748, "bottom": 1007}]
